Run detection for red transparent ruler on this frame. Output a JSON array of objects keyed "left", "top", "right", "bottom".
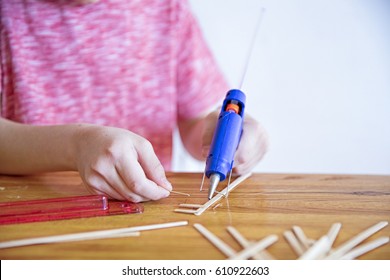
[{"left": 0, "top": 195, "right": 143, "bottom": 225}]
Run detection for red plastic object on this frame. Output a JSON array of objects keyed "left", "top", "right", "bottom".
[{"left": 0, "top": 195, "right": 143, "bottom": 225}]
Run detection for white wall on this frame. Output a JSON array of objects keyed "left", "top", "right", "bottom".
[{"left": 172, "top": 0, "right": 390, "bottom": 175}]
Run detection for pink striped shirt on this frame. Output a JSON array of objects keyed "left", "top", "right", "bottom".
[{"left": 0, "top": 0, "right": 228, "bottom": 169}]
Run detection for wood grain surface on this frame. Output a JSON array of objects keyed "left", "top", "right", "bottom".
[{"left": 0, "top": 172, "right": 389, "bottom": 260}]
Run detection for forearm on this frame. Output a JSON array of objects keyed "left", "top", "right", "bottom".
[
  {"left": 178, "top": 116, "right": 206, "bottom": 161},
  {"left": 0, "top": 118, "right": 79, "bottom": 174}
]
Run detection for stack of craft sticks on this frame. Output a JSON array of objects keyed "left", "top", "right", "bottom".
[{"left": 193, "top": 221, "right": 389, "bottom": 260}]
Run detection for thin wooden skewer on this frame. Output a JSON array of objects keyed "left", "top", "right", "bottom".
[
  {"left": 0, "top": 220, "right": 188, "bottom": 249},
  {"left": 170, "top": 190, "right": 190, "bottom": 196},
  {"left": 298, "top": 236, "right": 331, "bottom": 260},
  {"left": 283, "top": 230, "right": 305, "bottom": 256},
  {"left": 228, "top": 235, "right": 278, "bottom": 260},
  {"left": 326, "top": 222, "right": 342, "bottom": 247},
  {"left": 325, "top": 221, "right": 388, "bottom": 260},
  {"left": 339, "top": 236, "right": 389, "bottom": 260},
  {"left": 194, "top": 172, "right": 252, "bottom": 216},
  {"left": 193, "top": 223, "right": 236, "bottom": 257},
  {"left": 227, "top": 226, "right": 275, "bottom": 260},
  {"left": 292, "top": 226, "right": 310, "bottom": 250}
]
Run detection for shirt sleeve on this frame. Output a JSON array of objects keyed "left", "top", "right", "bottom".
[{"left": 174, "top": 0, "right": 229, "bottom": 121}]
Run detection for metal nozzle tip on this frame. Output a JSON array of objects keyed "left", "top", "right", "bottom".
[{"left": 208, "top": 173, "right": 220, "bottom": 200}]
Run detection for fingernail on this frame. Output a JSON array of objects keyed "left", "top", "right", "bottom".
[{"left": 161, "top": 178, "right": 172, "bottom": 191}]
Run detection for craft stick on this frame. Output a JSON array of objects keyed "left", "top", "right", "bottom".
[
  {"left": 228, "top": 235, "right": 278, "bottom": 260},
  {"left": 326, "top": 222, "right": 342, "bottom": 247},
  {"left": 325, "top": 221, "right": 388, "bottom": 260},
  {"left": 194, "top": 172, "right": 252, "bottom": 216},
  {"left": 178, "top": 204, "right": 204, "bottom": 208},
  {"left": 292, "top": 226, "right": 311, "bottom": 249},
  {"left": 339, "top": 237, "right": 389, "bottom": 260},
  {"left": 227, "top": 226, "right": 274, "bottom": 260},
  {"left": 193, "top": 223, "right": 236, "bottom": 257},
  {"left": 298, "top": 236, "right": 331, "bottom": 260},
  {"left": 170, "top": 190, "right": 190, "bottom": 196},
  {"left": 283, "top": 230, "right": 305, "bottom": 256},
  {"left": 174, "top": 209, "right": 198, "bottom": 214},
  {"left": 0, "top": 220, "right": 188, "bottom": 249},
  {"left": 47, "top": 231, "right": 141, "bottom": 243}
]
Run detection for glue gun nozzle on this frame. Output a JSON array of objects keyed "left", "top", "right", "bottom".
[{"left": 208, "top": 173, "right": 221, "bottom": 200}]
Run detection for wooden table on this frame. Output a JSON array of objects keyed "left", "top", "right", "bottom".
[{"left": 0, "top": 172, "right": 389, "bottom": 259}]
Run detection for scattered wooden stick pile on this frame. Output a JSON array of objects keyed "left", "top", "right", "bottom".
[
  {"left": 194, "top": 223, "right": 277, "bottom": 260},
  {"left": 194, "top": 221, "right": 389, "bottom": 260}
]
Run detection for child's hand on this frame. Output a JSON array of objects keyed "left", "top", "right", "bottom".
[
  {"left": 201, "top": 110, "right": 268, "bottom": 174},
  {"left": 74, "top": 125, "right": 172, "bottom": 202}
]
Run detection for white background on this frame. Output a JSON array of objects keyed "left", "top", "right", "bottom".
[{"left": 173, "top": 0, "right": 390, "bottom": 175}]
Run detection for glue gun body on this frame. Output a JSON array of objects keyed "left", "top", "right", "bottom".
[{"left": 205, "top": 89, "right": 246, "bottom": 199}]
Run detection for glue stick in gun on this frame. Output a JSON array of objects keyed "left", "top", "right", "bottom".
[{"left": 205, "top": 89, "right": 246, "bottom": 200}]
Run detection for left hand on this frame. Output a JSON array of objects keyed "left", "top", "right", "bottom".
[{"left": 201, "top": 110, "right": 269, "bottom": 174}]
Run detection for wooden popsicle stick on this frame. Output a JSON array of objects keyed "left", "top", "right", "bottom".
[
  {"left": 227, "top": 226, "right": 274, "bottom": 260},
  {"left": 228, "top": 235, "right": 278, "bottom": 260},
  {"left": 194, "top": 172, "right": 252, "bottom": 216},
  {"left": 170, "top": 190, "right": 190, "bottom": 196},
  {"left": 193, "top": 223, "right": 236, "bottom": 257},
  {"left": 298, "top": 236, "right": 331, "bottom": 260},
  {"left": 0, "top": 220, "right": 188, "bottom": 249},
  {"left": 292, "top": 226, "right": 311, "bottom": 249},
  {"left": 283, "top": 230, "right": 305, "bottom": 256},
  {"left": 325, "top": 221, "right": 388, "bottom": 260},
  {"left": 50, "top": 231, "right": 141, "bottom": 243},
  {"left": 326, "top": 222, "right": 342, "bottom": 247},
  {"left": 174, "top": 209, "right": 198, "bottom": 214},
  {"left": 178, "top": 204, "right": 204, "bottom": 208},
  {"left": 339, "top": 236, "right": 389, "bottom": 260}
]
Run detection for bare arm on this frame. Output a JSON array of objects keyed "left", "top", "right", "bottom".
[
  {"left": 0, "top": 118, "right": 77, "bottom": 174},
  {"left": 0, "top": 118, "right": 171, "bottom": 202}
]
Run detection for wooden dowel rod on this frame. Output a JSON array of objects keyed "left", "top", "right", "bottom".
[
  {"left": 339, "top": 237, "right": 389, "bottom": 260},
  {"left": 326, "top": 221, "right": 388, "bottom": 260},
  {"left": 228, "top": 235, "right": 278, "bottom": 260},
  {"left": 193, "top": 223, "right": 236, "bottom": 257},
  {"left": 0, "top": 220, "right": 188, "bottom": 249},
  {"left": 51, "top": 231, "right": 141, "bottom": 243}
]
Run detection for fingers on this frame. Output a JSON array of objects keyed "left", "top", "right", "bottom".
[
  {"left": 115, "top": 147, "right": 171, "bottom": 202},
  {"left": 134, "top": 139, "right": 172, "bottom": 192},
  {"left": 233, "top": 117, "right": 269, "bottom": 174},
  {"left": 82, "top": 170, "right": 148, "bottom": 202}
]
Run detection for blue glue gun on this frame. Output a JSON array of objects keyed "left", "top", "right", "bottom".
[{"left": 205, "top": 89, "right": 246, "bottom": 199}]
